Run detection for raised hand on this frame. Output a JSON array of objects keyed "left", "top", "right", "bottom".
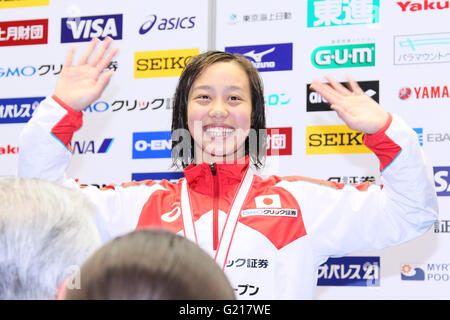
[
  {"left": 53, "top": 37, "right": 119, "bottom": 112},
  {"left": 310, "top": 75, "right": 389, "bottom": 134}
]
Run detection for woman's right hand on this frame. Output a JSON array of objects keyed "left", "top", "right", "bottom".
[{"left": 53, "top": 36, "right": 119, "bottom": 112}]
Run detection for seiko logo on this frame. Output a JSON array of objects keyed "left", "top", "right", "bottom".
[
  {"left": 312, "top": 44, "right": 375, "bottom": 69},
  {"left": 306, "top": 125, "right": 372, "bottom": 154},
  {"left": 134, "top": 48, "right": 199, "bottom": 78},
  {"left": 397, "top": 1, "right": 449, "bottom": 11}
]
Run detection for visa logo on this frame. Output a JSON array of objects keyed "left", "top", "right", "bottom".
[
  {"left": 61, "top": 14, "right": 123, "bottom": 43},
  {"left": 434, "top": 166, "right": 450, "bottom": 196},
  {"left": 70, "top": 138, "right": 114, "bottom": 154},
  {"left": 132, "top": 131, "right": 172, "bottom": 159}
]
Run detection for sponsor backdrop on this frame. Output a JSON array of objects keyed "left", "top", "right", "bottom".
[{"left": 1, "top": 0, "right": 449, "bottom": 299}]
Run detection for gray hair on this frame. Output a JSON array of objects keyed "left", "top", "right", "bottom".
[{"left": 0, "top": 177, "right": 101, "bottom": 299}]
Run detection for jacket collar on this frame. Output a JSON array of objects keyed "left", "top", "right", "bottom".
[{"left": 183, "top": 156, "right": 250, "bottom": 195}]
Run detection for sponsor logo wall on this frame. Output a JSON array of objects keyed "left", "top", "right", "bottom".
[{"left": 1, "top": 0, "right": 448, "bottom": 299}]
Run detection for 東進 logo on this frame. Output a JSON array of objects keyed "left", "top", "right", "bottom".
[{"left": 307, "top": 0, "right": 380, "bottom": 27}]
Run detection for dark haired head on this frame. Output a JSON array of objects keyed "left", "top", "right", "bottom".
[
  {"left": 171, "top": 50, "right": 266, "bottom": 169},
  {"left": 64, "top": 229, "right": 236, "bottom": 300}
]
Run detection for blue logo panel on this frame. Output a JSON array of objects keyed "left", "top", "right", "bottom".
[
  {"left": 434, "top": 166, "right": 450, "bottom": 196},
  {"left": 131, "top": 171, "right": 184, "bottom": 182},
  {"left": 61, "top": 14, "right": 123, "bottom": 43},
  {"left": 0, "top": 97, "right": 45, "bottom": 124},
  {"left": 317, "top": 256, "right": 380, "bottom": 287},
  {"left": 225, "top": 43, "right": 293, "bottom": 72},
  {"left": 132, "top": 131, "right": 172, "bottom": 159}
]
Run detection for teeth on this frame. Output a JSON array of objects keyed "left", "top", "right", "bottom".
[{"left": 205, "top": 127, "right": 234, "bottom": 136}]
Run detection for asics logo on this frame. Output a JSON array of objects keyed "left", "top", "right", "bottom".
[{"left": 161, "top": 204, "right": 181, "bottom": 222}]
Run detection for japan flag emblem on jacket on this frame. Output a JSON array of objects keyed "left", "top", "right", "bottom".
[{"left": 255, "top": 195, "right": 282, "bottom": 208}]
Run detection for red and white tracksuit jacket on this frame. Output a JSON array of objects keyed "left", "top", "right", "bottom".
[{"left": 19, "top": 96, "right": 438, "bottom": 299}]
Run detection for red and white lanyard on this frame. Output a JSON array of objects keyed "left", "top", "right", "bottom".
[{"left": 180, "top": 167, "right": 254, "bottom": 270}]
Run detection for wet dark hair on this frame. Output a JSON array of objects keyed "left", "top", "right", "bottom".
[
  {"left": 64, "top": 229, "right": 236, "bottom": 300},
  {"left": 171, "top": 50, "right": 267, "bottom": 169}
]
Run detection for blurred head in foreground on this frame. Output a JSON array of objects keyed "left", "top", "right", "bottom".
[
  {"left": 0, "top": 177, "right": 101, "bottom": 299},
  {"left": 63, "top": 228, "right": 236, "bottom": 300}
]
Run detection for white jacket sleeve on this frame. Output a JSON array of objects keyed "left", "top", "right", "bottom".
[
  {"left": 277, "top": 114, "right": 438, "bottom": 266},
  {"left": 18, "top": 96, "right": 162, "bottom": 242}
]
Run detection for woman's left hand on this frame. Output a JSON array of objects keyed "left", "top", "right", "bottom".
[{"left": 310, "top": 74, "right": 389, "bottom": 134}]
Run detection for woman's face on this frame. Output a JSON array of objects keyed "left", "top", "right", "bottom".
[{"left": 187, "top": 61, "right": 252, "bottom": 164}]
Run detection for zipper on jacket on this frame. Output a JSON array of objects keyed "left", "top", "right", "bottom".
[{"left": 211, "top": 163, "right": 219, "bottom": 251}]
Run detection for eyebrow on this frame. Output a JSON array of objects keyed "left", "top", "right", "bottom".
[{"left": 191, "top": 85, "right": 246, "bottom": 92}]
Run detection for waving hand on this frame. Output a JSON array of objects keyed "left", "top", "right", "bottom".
[
  {"left": 310, "top": 75, "right": 389, "bottom": 134},
  {"left": 54, "top": 37, "right": 119, "bottom": 112}
]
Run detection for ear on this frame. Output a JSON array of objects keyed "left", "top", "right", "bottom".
[{"left": 55, "top": 277, "right": 69, "bottom": 300}]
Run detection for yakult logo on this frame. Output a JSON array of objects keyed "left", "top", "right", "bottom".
[
  {"left": 0, "top": 145, "right": 19, "bottom": 155},
  {"left": 397, "top": 1, "right": 450, "bottom": 11},
  {"left": 61, "top": 14, "right": 123, "bottom": 43}
]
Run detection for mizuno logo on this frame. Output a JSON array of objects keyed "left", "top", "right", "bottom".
[{"left": 243, "top": 47, "right": 275, "bottom": 62}]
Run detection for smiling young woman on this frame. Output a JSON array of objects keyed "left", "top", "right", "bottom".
[
  {"left": 18, "top": 37, "right": 438, "bottom": 300},
  {"left": 171, "top": 50, "right": 266, "bottom": 169}
]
